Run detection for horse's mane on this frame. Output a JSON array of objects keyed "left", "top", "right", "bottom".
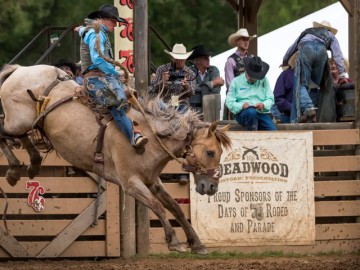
[
  {"left": 140, "top": 94, "right": 232, "bottom": 150},
  {"left": 140, "top": 94, "right": 206, "bottom": 141}
]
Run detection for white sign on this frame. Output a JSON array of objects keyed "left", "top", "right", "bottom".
[{"left": 190, "top": 131, "right": 315, "bottom": 246}]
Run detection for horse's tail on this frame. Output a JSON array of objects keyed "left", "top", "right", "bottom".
[{"left": 0, "top": 64, "right": 20, "bottom": 87}]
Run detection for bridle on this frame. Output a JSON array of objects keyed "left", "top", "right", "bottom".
[{"left": 181, "top": 143, "right": 220, "bottom": 181}]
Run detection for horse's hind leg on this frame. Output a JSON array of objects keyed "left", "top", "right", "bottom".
[
  {"left": 0, "top": 138, "right": 22, "bottom": 186},
  {"left": 18, "top": 135, "right": 42, "bottom": 179},
  {"left": 149, "top": 178, "right": 208, "bottom": 255},
  {"left": 124, "top": 176, "right": 186, "bottom": 253}
]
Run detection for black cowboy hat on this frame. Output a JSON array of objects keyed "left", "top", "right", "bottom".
[
  {"left": 87, "top": 4, "right": 127, "bottom": 23},
  {"left": 54, "top": 59, "right": 77, "bottom": 75},
  {"left": 188, "top": 45, "right": 212, "bottom": 60},
  {"left": 243, "top": 56, "right": 269, "bottom": 80}
]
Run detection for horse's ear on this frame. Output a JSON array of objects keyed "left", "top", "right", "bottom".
[
  {"left": 208, "top": 121, "right": 218, "bottom": 137},
  {"left": 219, "top": 124, "right": 231, "bottom": 133}
]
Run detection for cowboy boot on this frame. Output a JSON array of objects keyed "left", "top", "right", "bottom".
[{"left": 133, "top": 123, "right": 148, "bottom": 148}]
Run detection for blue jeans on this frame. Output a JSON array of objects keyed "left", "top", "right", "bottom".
[
  {"left": 299, "top": 41, "right": 328, "bottom": 87},
  {"left": 291, "top": 42, "right": 327, "bottom": 121},
  {"left": 298, "top": 41, "right": 327, "bottom": 112},
  {"left": 271, "top": 105, "right": 290, "bottom": 123},
  {"left": 235, "top": 107, "right": 277, "bottom": 131},
  {"left": 86, "top": 74, "right": 134, "bottom": 143}
]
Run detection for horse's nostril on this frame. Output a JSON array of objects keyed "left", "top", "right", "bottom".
[{"left": 210, "top": 184, "right": 217, "bottom": 193}]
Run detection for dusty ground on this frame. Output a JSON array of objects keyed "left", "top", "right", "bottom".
[{"left": 0, "top": 254, "right": 359, "bottom": 270}]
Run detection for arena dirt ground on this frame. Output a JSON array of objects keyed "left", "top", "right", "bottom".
[{"left": 0, "top": 254, "right": 359, "bottom": 270}]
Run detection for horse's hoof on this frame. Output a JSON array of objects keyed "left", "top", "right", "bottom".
[
  {"left": 6, "top": 170, "right": 20, "bottom": 186},
  {"left": 27, "top": 165, "right": 41, "bottom": 179},
  {"left": 169, "top": 243, "right": 187, "bottom": 253},
  {"left": 191, "top": 246, "right": 208, "bottom": 255}
]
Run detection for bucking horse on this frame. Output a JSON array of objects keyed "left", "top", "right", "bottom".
[{"left": 0, "top": 64, "right": 231, "bottom": 254}]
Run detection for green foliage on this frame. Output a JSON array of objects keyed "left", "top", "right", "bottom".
[
  {"left": 258, "top": 0, "right": 337, "bottom": 35},
  {"left": 0, "top": 0, "right": 339, "bottom": 68}
]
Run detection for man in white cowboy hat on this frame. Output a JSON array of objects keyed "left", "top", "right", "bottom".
[
  {"left": 75, "top": 4, "right": 148, "bottom": 151},
  {"left": 223, "top": 28, "right": 256, "bottom": 120},
  {"left": 226, "top": 56, "right": 276, "bottom": 131},
  {"left": 282, "top": 20, "right": 347, "bottom": 123},
  {"left": 187, "top": 45, "right": 224, "bottom": 115},
  {"left": 150, "top": 43, "right": 195, "bottom": 112}
]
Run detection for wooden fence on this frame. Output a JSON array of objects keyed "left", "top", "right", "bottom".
[
  {"left": 0, "top": 151, "right": 120, "bottom": 258},
  {"left": 0, "top": 123, "right": 359, "bottom": 257}
]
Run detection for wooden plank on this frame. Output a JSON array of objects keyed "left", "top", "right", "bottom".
[
  {"left": 105, "top": 182, "right": 120, "bottom": 257},
  {"left": 150, "top": 239, "right": 360, "bottom": 254},
  {"left": 314, "top": 156, "right": 360, "bottom": 172},
  {"left": 0, "top": 220, "right": 105, "bottom": 236},
  {"left": 316, "top": 223, "right": 360, "bottom": 240},
  {"left": 339, "top": 0, "right": 354, "bottom": 16},
  {"left": 315, "top": 200, "right": 360, "bottom": 217},
  {"left": 315, "top": 180, "right": 360, "bottom": 196},
  {"left": 0, "top": 150, "right": 70, "bottom": 166},
  {"left": 162, "top": 183, "right": 189, "bottom": 198},
  {"left": 36, "top": 192, "right": 107, "bottom": 257},
  {"left": 0, "top": 225, "right": 30, "bottom": 257},
  {"left": 120, "top": 188, "right": 136, "bottom": 258},
  {"left": 0, "top": 241, "right": 107, "bottom": 258},
  {"left": 0, "top": 198, "right": 96, "bottom": 215},
  {"left": 149, "top": 204, "right": 189, "bottom": 220},
  {"left": 0, "top": 177, "right": 98, "bottom": 193},
  {"left": 312, "top": 129, "right": 360, "bottom": 146}
]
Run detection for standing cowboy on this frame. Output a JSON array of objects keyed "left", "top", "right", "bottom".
[
  {"left": 223, "top": 28, "right": 256, "bottom": 120},
  {"left": 76, "top": 4, "right": 148, "bottom": 150},
  {"left": 282, "top": 20, "right": 347, "bottom": 123}
]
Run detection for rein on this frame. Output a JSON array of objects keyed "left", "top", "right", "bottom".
[{"left": 128, "top": 89, "right": 219, "bottom": 180}]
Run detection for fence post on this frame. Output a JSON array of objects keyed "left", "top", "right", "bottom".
[{"left": 203, "top": 94, "right": 221, "bottom": 122}]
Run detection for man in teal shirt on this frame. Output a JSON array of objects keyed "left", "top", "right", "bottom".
[{"left": 226, "top": 56, "right": 276, "bottom": 130}]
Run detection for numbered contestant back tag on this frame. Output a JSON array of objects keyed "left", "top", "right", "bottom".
[{"left": 171, "top": 95, "right": 179, "bottom": 107}]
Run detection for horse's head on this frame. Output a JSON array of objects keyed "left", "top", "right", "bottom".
[{"left": 182, "top": 122, "right": 231, "bottom": 195}]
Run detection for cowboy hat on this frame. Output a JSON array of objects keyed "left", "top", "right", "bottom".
[
  {"left": 228, "top": 28, "right": 257, "bottom": 47},
  {"left": 288, "top": 52, "right": 299, "bottom": 69},
  {"left": 87, "top": 4, "right": 127, "bottom": 23},
  {"left": 188, "top": 45, "right": 212, "bottom": 60},
  {"left": 313, "top": 20, "right": 337, "bottom": 35},
  {"left": 244, "top": 56, "right": 269, "bottom": 80},
  {"left": 164, "top": 44, "right": 193, "bottom": 60},
  {"left": 54, "top": 58, "right": 77, "bottom": 75}
]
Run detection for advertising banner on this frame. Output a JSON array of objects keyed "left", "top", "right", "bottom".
[{"left": 190, "top": 131, "right": 315, "bottom": 246}]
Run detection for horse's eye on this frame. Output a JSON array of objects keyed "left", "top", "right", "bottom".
[{"left": 206, "top": 150, "right": 215, "bottom": 157}]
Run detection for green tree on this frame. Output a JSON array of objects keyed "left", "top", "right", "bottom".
[{"left": 0, "top": 0, "right": 339, "bottom": 68}]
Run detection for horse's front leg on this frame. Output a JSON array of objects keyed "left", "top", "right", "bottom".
[
  {"left": 149, "top": 178, "right": 208, "bottom": 255},
  {"left": 0, "top": 138, "right": 22, "bottom": 186},
  {"left": 124, "top": 176, "right": 186, "bottom": 252},
  {"left": 18, "top": 135, "right": 43, "bottom": 179}
]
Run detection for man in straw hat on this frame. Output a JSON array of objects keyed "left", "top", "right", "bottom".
[
  {"left": 224, "top": 28, "right": 256, "bottom": 120},
  {"left": 282, "top": 20, "right": 348, "bottom": 123},
  {"left": 187, "top": 45, "right": 224, "bottom": 115},
  {"left": 150, "top": 43, "right": 195, "bottom": 112},
  {"left": 75, "top": 4, "right": 148, "bottom": 151},
  {"left": 226, "top": 56, "right": 276, "bottom": 131}
]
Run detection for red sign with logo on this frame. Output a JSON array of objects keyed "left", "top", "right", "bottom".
[{"left": 26, "top": 181, "right": 45, "bottom": 212}]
